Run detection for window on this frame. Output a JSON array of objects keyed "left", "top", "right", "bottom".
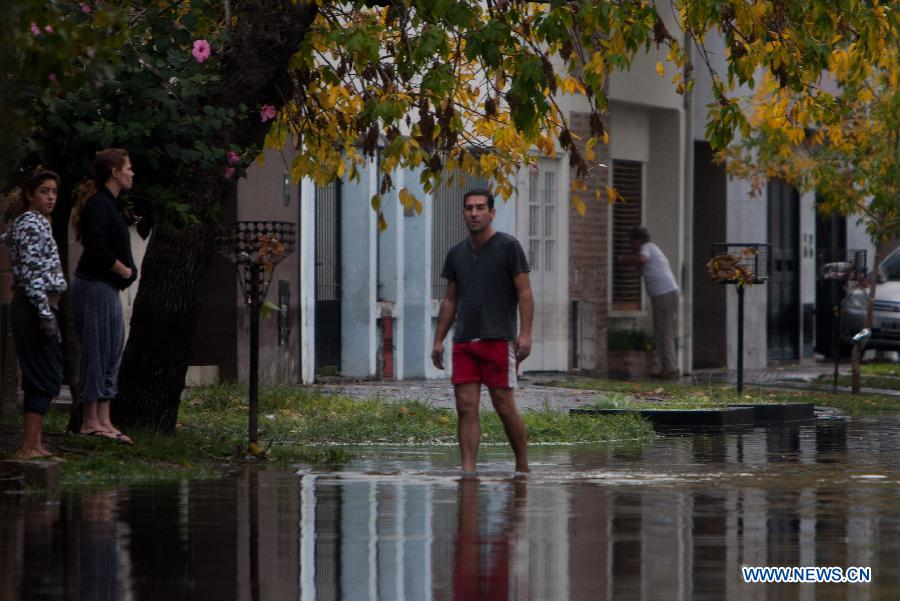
[
  {"left": 528, "top": 165, "right": 557, "bottom": 272},
  {"left": 431, "top": 172, "right": 488, "bottom": 299},
  {"left": 882, "top": 248, "right": 900, "bottom": 281},
  {"left": 611, "top": 160, "right": 643, "bottom": 311}
]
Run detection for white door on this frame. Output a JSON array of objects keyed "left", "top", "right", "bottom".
[{"left": 517, "top": 158, "right": 568, "bottom": 371}]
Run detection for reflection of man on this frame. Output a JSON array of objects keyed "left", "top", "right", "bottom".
[
  {"left": 432, "top": 189, "right": 534, "bottom": 473},
  {"left": 452, "top": 477, "right": 528, "bottom": 601},
  {"left": 618, "top": 226, "right": 680, "bottom": 378}
]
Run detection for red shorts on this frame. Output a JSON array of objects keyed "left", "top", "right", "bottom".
[{"left": 451, "top": 339, "right": 517, "bottom": 388}]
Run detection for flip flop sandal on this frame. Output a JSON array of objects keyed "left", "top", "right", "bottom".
[
  {"left": 82, "top": 430, "right": 115, "bottom": 439},
  {"left": 113, "top": 433, "right": 134, "bottom": 446}
]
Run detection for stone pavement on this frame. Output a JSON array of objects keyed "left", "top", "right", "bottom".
[
  {"left": 313, "top": 358, "right": 885, "bottom": 412},
  {"left": 314, "top": 375, "right": 608, "bottom": 412}
]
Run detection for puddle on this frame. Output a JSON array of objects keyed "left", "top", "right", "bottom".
[{"left": 3, "top": 416, "right": 900, "bottom": 600}]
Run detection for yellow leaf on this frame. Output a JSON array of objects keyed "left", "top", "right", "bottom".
[
  {"left": 562, "top": 75, "right": 586, "bottom": 95},
  {"left": 371, "top": 194, "right": 381, "bottom": 212},
  {"left": 572, "top": 194, "right": 586, "bottom": 216},
  {"left": 606, "top": 185, "right": 621, "bottom": 204},
  {"left": 377, "top": 212, "right": 388, "bottom": 232},
  {"left": 787, "top": 128, "right": 805, "bottom": 145},
  {"left": 399, "top": 187, "right": 417, "bottom": 211},
  {"left": 656, "top": 62, "right": 665, "bottom": 78}
]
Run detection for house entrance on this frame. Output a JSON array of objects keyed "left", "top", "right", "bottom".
[{"left": 767, "top": 181, "right": 800, "bottom": 360}]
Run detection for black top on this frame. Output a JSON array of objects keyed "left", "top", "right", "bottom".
[
  {"left": 441, "top": 231, "right": 529, "bottom": 342},
  {"left": 74, "top": 186, "right": 137, "bottom": 290}
]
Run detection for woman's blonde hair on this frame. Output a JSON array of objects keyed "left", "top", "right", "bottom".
[{"left": 73, "top": 148, "right": 129, "bottom": 238}]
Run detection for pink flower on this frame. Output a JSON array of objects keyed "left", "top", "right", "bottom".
[
  {"left": 227, "top": 151, "right": 241, "bottom": 166},
  {"left": 48, "top": 73, "right": 57, "bottom": 82},
  {"left": 191, "top": 39, "right": 211, "bottom": 63},
  {"left": 259, "top": 104, "right": 277, "bottom": 123},
  {"left": 44, "top": 25, "right": 54, "bottom": 33},
  {"left": 30, "top": 22, "right": 41, "bottom": 36},
  {"left": 224, "top": 166, "right": 236, "bottom": 179},
  {"left": 80, "top": 3, "right": 92, "bottom": 13}
]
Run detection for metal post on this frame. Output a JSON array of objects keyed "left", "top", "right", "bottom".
[
  {"left": 218, "top": 221, "right": 295, "bottom": 452},
  {"left": 248, "top": 262, "right": 261, "bottom": 445},
  {"left": 832, "top": 286, "right": 841, "bottom": 393},
  {"left": 737, "top": 285, "right": 744, "bottom": 395}
]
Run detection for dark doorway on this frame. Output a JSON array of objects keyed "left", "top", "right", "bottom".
[
  {"left": 692, "top": 141, "right": 728, "bottom": 368},
  {"left": 814, "top": 203, "right": 847, "bottom": 356},
  {"left": 767, "top": 181, "right": 800, "bottom": 360},
  {"left": 315, "top": 182, "right": 341, "bottom": 372}
]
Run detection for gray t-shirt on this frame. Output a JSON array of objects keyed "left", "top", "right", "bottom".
[{"left": 441, "top": 232, "right": 530, "bottom": 342}]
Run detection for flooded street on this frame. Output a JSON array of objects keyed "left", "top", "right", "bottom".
[{"left": 3, "top": 415, "right": 900, "bottom": 600}]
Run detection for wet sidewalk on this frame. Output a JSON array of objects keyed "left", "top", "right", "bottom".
[
  {"left": 312, "top": 358, "right": 898, "bottom": 412},
  {"left": 313, "top": 375, "right": 604, "bottom": 412}
]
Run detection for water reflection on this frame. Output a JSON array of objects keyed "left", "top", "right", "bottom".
[{"left": 3, "top": 417, "right": 900, "bottom": 600}]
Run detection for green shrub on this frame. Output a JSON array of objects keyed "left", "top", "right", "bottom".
[{"left": 607, "top": 329, "right": 654, "bottom": 351}]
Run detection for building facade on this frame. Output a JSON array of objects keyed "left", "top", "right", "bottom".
[{"left": 181, "top": 20, "right": 876, "bottom": 386}]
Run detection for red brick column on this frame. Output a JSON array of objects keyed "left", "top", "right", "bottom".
[{"left": 568, "top": 112, "right": 610, "bottom": 375}]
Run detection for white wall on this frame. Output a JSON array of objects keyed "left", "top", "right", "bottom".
[{"left": 725, "top": 177, "right": 768, "bottom": 370}]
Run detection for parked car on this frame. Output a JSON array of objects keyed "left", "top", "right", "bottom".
[{"left": 840, "top": 247, "right": 900, "bottom": 353}]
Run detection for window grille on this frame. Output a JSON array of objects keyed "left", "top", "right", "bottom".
[
  {"left": 612, "top": 160, "right": 643, "bottom": 310},
  {"left": 431, "top": 172, "right": 488, "bottom": 299}
]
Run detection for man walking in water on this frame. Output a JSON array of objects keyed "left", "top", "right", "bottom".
[{"left": 432, "top": 188, "right": 534, "bottom": 473}]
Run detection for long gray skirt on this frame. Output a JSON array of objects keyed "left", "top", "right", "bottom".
[{"left": 72, "top": 276, "right": 124, "bottom": 403}]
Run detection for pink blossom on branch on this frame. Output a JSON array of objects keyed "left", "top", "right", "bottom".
[
  {"left": 30, "top": 23, "right": 41, "bottom": 36},
  {"left": 259, "top": 105, "right": 277, "bottom": 123},
  {"left": 48, "top": 73, "right": 58, "bottom": 82},
  {"left": 191, "top": 39, "right": 211, "bottom": 63},
  {"left": 224, "top": 167, "right": 236, "bottom": 179},
  {"left": 44, "top": 25, "right": 54, "bottom": 33},
  {"left": 227, "top": 151, "right": 241, "bottom": 166},
  {"left": 80, "top": 3, "right": 92, "bottom": 13}
]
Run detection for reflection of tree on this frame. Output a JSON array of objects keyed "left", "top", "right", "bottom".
[
  {"left": 79, "top": 490, "right": 124, "bottom": 601},
  {"left": 452, "top": 478, "right": 529, "bottom": 601}
]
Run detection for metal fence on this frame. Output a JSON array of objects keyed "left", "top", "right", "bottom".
[{"left": 431, "top": 172, "right": 488, "bottom": 299}]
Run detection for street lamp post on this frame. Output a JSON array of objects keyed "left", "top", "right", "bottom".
[
  {"left": 708, "top": 243, "right": 770, "bottom": 395},
  {"left": 218, "top": 221, "right": 296, "bottom": 450}
]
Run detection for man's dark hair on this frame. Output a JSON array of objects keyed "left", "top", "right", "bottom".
[
  {"left": 463, "top": 188, "right": 494, "bottom": 210},
  {"left": 629, "top": 225, "right": 650, "bottom": 244}
]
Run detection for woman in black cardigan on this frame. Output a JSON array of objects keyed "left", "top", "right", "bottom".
[{"left": 72, "top": 148, "right": 137, "bottom": 445}]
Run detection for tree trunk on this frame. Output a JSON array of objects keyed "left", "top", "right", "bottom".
[
  {"left": 60, "top": 294, "right": 83, "bottom": 433},
  {"left": 114, "top": 214, "right": 219, "bottom": 430},
  {"left": 850, "top": 247, "right": 882, "bottom": 395},
  {"left": 113, "top": 1, "right": 318, "bottom": 431}
]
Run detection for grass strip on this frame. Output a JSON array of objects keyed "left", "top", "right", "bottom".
[
  {"left": 546, "top": 377, "right": 900, "bottom": 415},
  {"left": 814, "top": 373, "right": 900, "bottom": 391},
  {"left": 3, "top": 382, "right": 653, "bottom": 488},
  {"left": 861, "top": 363, "right": 900, "bottom": 378}
]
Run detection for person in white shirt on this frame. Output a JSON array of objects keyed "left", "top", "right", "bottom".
[{"left": 618, "top": 226, "right": 680, "bottom": 378}]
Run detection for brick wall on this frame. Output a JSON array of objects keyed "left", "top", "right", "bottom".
[{"left": 568, "top": 112, "right": 610, "bottom": 374}]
